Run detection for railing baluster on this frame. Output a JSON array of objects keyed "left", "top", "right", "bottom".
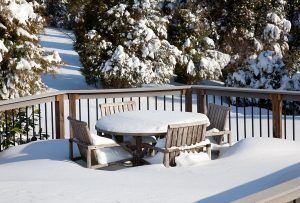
[
  {"left": 38, "top": 104, "right": 41, "bottom": 140},
  {"left": 5, "top": 111, "right": 8, "bottom": 149},
  {"left": 284, "top": 100, "right": 287, "bottom": 139},
  {"left": 19, "top": 108, "right": 22, "bottom": 143},
  {"left": 267, "top": 101, "right": 270, "bottom": 138},
  {"left": 293, "top": 101, "right": 295, "bottom": 141},
  {"left": 32, "top": 105, "right": 35, "bottom": 139},
  {"left": 12, "top": 110, "right": 15, "bottom": 145},
  {"left": 96, "top": 99, "right": 99, "bottom": 120},
  {"left": 180, "top": 94, "right": 183, "bottom": 112},
  {"left": 259, "top": 102, "right": 262, "bottom": 137},
  {"left": 147, "top": 96, "right": 149, "bottom": 110},
  {"left": 87, "top": 99, "right": 90, "bottom": 129},
  {"left": 228, "top": 97, "right": 232, "bottom": 131},
  {"left": 172, "top": 95, "right": 174, "bottom": 111},
  {"left": 45, "top": 103, "right": 48, "bottom": 140},
  {"left": 79, "top": 99, "right": 82, "bottom": 121},
  {"left": 26, "top": 106, "right": 29, "bottom": 142},
  {"left": 243, "top": 98, "right": 246, "bottom": 139},
  {"left": 138, "top": 97, "right": 141, "bottom": 110},
  {"left": 164, "top": 95, "right": 166, "bottom": 111},
  {"left": 251, "top": 98, "right": 254, "bottom": 138},
  {"left": 236, "top": 97, "right": 239, "bottom": 141},
  {"left": 51, "top": 102, "right": 54, "bottom": 139}
]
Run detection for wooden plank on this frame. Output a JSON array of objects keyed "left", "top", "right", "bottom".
[
  {"left": 0, "top": 96, "right": 55, "bottom": 112},
  {"left": 55, "top": 94, "right": 65, "bottom": 139},
  {"left": 197, "top": 89, "right": 207, "bottom": 114},
  {"left": 184, "top": 89, "right": 193, "bottom": 112},
  {"left": 68, "top": 94, "right": 79, "bottom": 139},
  {"left": 270, "top": 94, "right": 282, "bottom": 138},
  {"left": 233, "top": 177, "right": 300, "bottom": 203},
  {"left": 79, "top": 91, "right": 183, "bottom": 99}
]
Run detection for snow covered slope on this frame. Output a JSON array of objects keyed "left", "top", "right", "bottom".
[
  {"left": 40, "top": 28, "right": 95, "bottom": 91},
  {"left": 0, "top": 138, "right": 299, "bottom": 202}
]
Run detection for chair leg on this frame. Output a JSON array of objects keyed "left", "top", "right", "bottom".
[
  {"left": 206, "top": 144, "right": 212, "bottom": 160},
  {"left": 69, "top": 139, "right": 73, "bottom": 160},
  {"left": 87, "top": 148, "right": 92, "bottom": 169},
  {"left": 228, "top": 132, "right": 232, "bottom": 146},
  {"left": 163, "top": 152, "right": 170, "bottom": 167}
]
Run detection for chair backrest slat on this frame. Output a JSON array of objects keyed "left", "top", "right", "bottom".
[
  {"left": 100, "top": 101, "right": 136, "bottom": 117},
  {"left": 207, "top": 103, "right": 231, "bottom": 144},
  {"left": 68, "top": 117, "right": 97, "bottom": 162},
  {"left": 164, "top": 122, "right": 208, "bottom": 167}
]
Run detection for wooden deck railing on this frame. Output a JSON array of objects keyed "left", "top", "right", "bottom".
[{"left": 0, "top": 85, "right": 300, "bottom": 151}]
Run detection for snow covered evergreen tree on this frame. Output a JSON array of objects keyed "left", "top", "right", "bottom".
[
  {"left": 0, "top": 0, "right": 61, "bottom": 100},
  {"left": 75, "top": 0, "right": 182, "bottom": 88},
  {"left": 165, "top": 1, "right": 230, "bottom": 84}
]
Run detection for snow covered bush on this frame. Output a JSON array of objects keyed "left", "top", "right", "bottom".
[
  {"left": 0, "top": 0, "right": 61, "bottom": 100},
  {"left": 75, "top": 0, "right": 182, "bottom": 88},
  {"left": 165, "top": 2, "right": 230, "bottom": 84}
]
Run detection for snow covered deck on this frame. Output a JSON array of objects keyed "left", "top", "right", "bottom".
[{"left": 0, "top": 138, "right": 299, "bottom": 202}]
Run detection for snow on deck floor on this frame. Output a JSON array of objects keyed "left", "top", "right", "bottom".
[
  {"left": 0, "top": 138, "right": 299, "bottom": 202},
  {"left": 40, "top": 27, "right": 95, "bottom": 91}
]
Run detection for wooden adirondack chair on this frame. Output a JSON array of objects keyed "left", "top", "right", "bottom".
[
  {"left": 143, "top": 121, "right": 211, "bottom": 167},
  {"left": 68, "top": 117, "right": 132, "bottom": 169},
  {"left": 206, "top": 103, "right": 232, "bottom": 146}
]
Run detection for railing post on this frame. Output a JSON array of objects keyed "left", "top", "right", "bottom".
[
  {"left": 270, "top": 94, "right": 282, "bottom": 138},
  {"left": 196, "top": 89, "right": 206, "bottom": 114},
  {"left": 55, "top": 94, "right": 65, "bottom": 139},
  {"left": 184, "top": 88, "right": 193, "bottom": 112},
  {"left": 69, "top": 94, "right": 79, "bottom": 139}
]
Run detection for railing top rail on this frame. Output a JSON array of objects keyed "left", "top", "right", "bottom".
[
  {"left": 0, "top": 91, "right": 66, "bottom": 107},
  {"left": 2, "top": 84, "right": 300, "bottom": 108},
  {"left": 67, "top": 85, "right": 191, "bottom": 94},
  {"left": 193, "top": 85, "right": 300, "bottom": 96}
]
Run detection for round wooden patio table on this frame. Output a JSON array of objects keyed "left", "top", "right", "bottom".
[{"left": 95, "top": 110, "right": 210, "bottom": 165}]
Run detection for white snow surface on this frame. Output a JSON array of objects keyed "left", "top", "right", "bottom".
[
  {"left": 0, "top": 138, "right": 299, "bottom": 202},
  {"left": 96, "top": 110, "right": 210, "bottom": 135},
  {"left": 40, "top": 28, "right": 95, "bottom": 90}
]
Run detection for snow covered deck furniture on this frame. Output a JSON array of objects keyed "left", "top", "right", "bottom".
[
  {"left": 143, "top": 122, "right": 211, "bottom": 167},
  {"left": 95, "top": 110, "right": 210, "bottom": 165},
  {"left": 206, "top": 103, "right": 232, "bottom": 150},
  {"left": 68, "top": 117, "right": 132, "bottom": 169},
  {"left": 100, "top": 101, "right": 136, "bottom": 117},
  {"left": 99, "top": 101, "right": 156, "bottom": 145}
]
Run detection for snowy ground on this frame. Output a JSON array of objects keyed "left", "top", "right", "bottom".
[
  {"left": 0, "top": 138, "right": 299, "bottom": 202},
  {"left": 40, "top": 27, "right": 95, "bottom": 91}
]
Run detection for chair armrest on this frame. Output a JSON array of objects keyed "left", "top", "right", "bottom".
[
  {"left": 71, "top": 138, "right": 122, "bottom": 150},
  {"left": 205, "top": 130, "right": 231, "bottom": 137},
  {"left": 142, "top": 143, "right": 166, "bottom": 153},
  {"left": 142, "top": 143, "right": 211, "bottom": 153},
  {"left": 165, "top": 143, "right": 210, "bottom": 153}
]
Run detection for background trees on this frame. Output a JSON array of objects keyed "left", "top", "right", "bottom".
[{"left": 0, "top": 0, "right": 61, "bottom": 100}]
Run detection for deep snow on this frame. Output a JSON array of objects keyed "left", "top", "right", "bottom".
[{"left": 0, "top": 138, "right": 299, "bottom": 202}]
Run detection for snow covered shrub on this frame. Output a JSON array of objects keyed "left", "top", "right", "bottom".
[
  {"left": 0, "top": 0, "right": 61, "bottom": 100},
  {"left": 38, "top": 0, "right": 69, "bottom": 27},
  {"left": 166, "top": 2, "right": 230, "bottom": 84},
  {"left": 75, "top": 0, "right": 181, "bottom": 88}
]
